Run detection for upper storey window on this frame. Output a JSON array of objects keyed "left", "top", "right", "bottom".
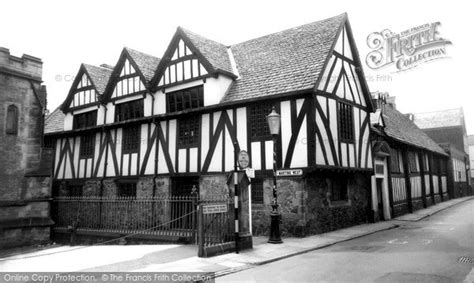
[
  {"left": 166, "top": 86, "right": 203, "bottom": 113},
  {"left": 338, "top": 102, "right": 354, "bottom": 143},
  {"left": 73, "top": 110, "right": 97, "bottom": 130},
  {"left": 71, "top": 74, "right": 98, "bottom": 108},
  {"left": 112, "top": 59, "right": 146, "bottom": 99},
  {"left": 157, "top": 39, "right": 208, "bottom": 88},
  {"left": 115, "top": 99, "right": 144, "bottom": 122},
  {"left": 248, "top": 103, "right": 273, "bottom": 140}
]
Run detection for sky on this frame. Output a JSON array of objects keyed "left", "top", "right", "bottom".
[{"left": 2, "top": 0, "right": 473, "bottom": 133}]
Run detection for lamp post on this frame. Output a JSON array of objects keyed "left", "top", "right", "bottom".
[{"left": 267, "top": 106, "right": 282, "bottom": 244}]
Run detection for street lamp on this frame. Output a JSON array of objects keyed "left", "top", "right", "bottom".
[{"left": 267, "top": 106, "right": 282, "bottom": 244}]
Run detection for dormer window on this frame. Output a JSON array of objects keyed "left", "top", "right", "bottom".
[
  {"left": 166, "top": 86, "right": 203, "bottom": 113},
  {"left": 73, "top": 110, "right": 97, "bottom": 130},
  {"left": 115, "top": 99, "right": 144, "bottom": 122}
]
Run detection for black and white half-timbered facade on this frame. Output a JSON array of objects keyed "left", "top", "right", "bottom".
[
  {"left": 370, "top": 94, "right": 449, "bottom": 221},
  {"left": 46, "top": 13, "right": 376, "bottom": 237}
]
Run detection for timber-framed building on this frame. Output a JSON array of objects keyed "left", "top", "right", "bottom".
[{"left": 45, "top": 13, "right": 376, "bottom": 238}]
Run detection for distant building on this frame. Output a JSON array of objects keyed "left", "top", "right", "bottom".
[
  {"left": 0, "top": 47, "right": 52, "bottom": 248},
  {"left": 370, "top": 94, "right": 449, "bottom": 221},
  {"left": 413, "top": 108, "right": 471, "bottom": 198},
  {"left": 469, "top": 135, "right": 474, "bottom": 184}
]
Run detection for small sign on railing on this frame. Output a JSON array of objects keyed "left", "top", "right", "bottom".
[{"left": 202, "top": 204, "right": 228, "bottom": 214}]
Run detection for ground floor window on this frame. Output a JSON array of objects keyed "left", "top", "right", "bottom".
[
  {"left": 67, "top": 184, "right": 83, "bottom": 197},
  {"left": 117, "top": 181, "right": 137, "bottom": 198},
  {"left": 251, "top": 178, "right": 264, "bottom": 204},
  {"left": 328, "top": 176, "right": 349, "bottom": 202}
]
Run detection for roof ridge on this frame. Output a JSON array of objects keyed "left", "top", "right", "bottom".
[
  {"left": 230, "top": 13, "right": 347, "bottom": 48},
  {"left": 178, "top": 27, "right": 229, "bottom": 47}
]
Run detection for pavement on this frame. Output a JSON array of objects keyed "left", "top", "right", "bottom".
[{"left": 1, "top": 196, "right": 472, "bottom": 278}]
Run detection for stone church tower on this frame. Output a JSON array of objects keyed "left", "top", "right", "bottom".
[{"left": 0, "top": 47, "right": 53, "bottom": 248}]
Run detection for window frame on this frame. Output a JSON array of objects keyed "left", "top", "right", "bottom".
[
  {"left": 73, "top": 110, "right": 97, "bottom": 130},
  {"left": 248, "top": 102, "right": 274, "bottom": 141},
  {"left": 117, "top": 181, "right": 137, "bottom": 198},
  {"left": 79, "top": 133, "right": 95, "bottom": 159},
  {"left": 122, "top": 126, "right": 140, "bottom": 154},
  {"left": 177, "top": 116, "right": 200, "bottom": 147},
  {"left": 166, "top": 85, "right": 204, "bottom": 113},
  {"left": 338, "top": 102, "right": 354, "bottom": 143},
  {"left": 251, "top": 178, "right": 264, "bottom": 204},
  {"left": 328, "top": 176, "right": 349, "bottom": 203},
  {"left": 115, "top": 99, "right": 144, "bottom": 122}
]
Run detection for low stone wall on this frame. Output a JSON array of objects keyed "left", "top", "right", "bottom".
[{"left": 392, "top": 202, "right": 409, "bottom": 217}]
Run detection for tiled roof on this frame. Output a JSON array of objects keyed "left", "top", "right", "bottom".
[
  {"left": 383, "top": 106, "right": 447, "bottom": 155},
  {"left": 222, "top": 13, "right": 346, "bottom": 102},
  {"left": 125, "top": 47, "right": 161, "bottom": 82},
  {"left": 44, "top": 106, "right": 65, "bottom": 134},
  {"left": 83, "top": 64, "right": 112, "bottom": 94},
  {"left": 179, "top": 27, "right": 235, "bottom": 76},
  {"left": 413, "top": 108, "right": 464, "bottom": 129}
]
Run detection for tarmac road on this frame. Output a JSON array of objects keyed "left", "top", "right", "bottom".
[{"left": 220, "top": 199, "right": 474, "bottom": 282}]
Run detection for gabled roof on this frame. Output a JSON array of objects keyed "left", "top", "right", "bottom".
[
  {"left": 125, "top": 47, "right": 161, "bottom": 82},
  {"left": 45, "top": 106, "right": 65, "bottom": 134},
  {"left": 101, "top": 47, "right": 161, "bottom": 101},
  {"left": 60, "top": 64, "right": 111, "bottom": 112},
  {"left": 83, "top": 64, "right": 113, "bottom": 94},
  {"left": 381, "top": 105, "right": 447, "bottom": 155},
  {"left": 223, "top": 13, "right": 347, "bottom": 102},
  {"left": 179, "top": 27, "right": 235, "bottom": 76},
  {"left": 413, "top": 108, "right": 465, "bottom": 129}
]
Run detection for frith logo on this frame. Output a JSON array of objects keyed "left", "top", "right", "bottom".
[{"left": 366, "top": 22, "right": 452, "bottom": 71}]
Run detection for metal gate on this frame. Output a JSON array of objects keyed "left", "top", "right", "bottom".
[{"left": 197, "top": 198, "right": 235, "bottom": 257}]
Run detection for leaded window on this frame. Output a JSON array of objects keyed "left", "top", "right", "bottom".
[
  {"left": 178, "top": 116, "right": 200, "bottom": 146},
  {"left": 329, "top": 176, "right": 349, "bottom": 202},
  {"left": 73, "top": 110, "right": 97, "bottom": 130},
  {"left": 122, "top": 126, "right": 140, "bottom": 153},
  {"left": 117, "top": 182, "right": 137, "bottom": 198},
  {"left": 115, "top": 99, "right": 144, "bottom": 122},
  {"left": 408, "top": 152, "right": 419, "bottom": 173},
  {"left": 79, "top": 133, "right": 95, "bottom": 158},
  {"left": 390, "top": 148, "right": 401, "bottom": 173},
  {"left": 338, "top": 102, "right": 354, "bottom": 142},
  {"left": 251, "top": 178, "right": 264, "bottom": 204},
  {"left": 166, "top": 86, "right": 203, "bottom": 113},
  {"left": 248, "top": 103, "right": 273, "bottom": 140}
]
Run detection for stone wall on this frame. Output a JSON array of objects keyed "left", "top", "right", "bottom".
[{"left": 251, "top": 172, "right": 370, "bottom": 237}]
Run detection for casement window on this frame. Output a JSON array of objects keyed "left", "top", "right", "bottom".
[
  {"left": 178, "top": 116, "right": 200, "bottom": 146},
  {"left": 73, "top": 110, "right": 97, "bottom": 130},
  {"left": 67, "top": 185, "right": 83, "bottom": 197},
  {"left": 79, "top": 133, "right": 95, "bottom": 158},
  {"left": 122, "top": 126, "right": 140, "bottom": 153},
  {"left": 251, "top": 178, "right": 264, "bottom": 204},
  {"left": 390, "top": 148, "right": 401, "bottom": 173},
  {"left": 166, "top": 85, "right": 204, "bottom": 113},
  {"left": 328, "top": 176, "right": 349, "bottom": 202},
  {"left": 408, "top": 152, "right": 419, "bottom": 173},
  {"left": 115, "top": 99, "right": 144, "bottom": 122},
  {"left": 6, "top": 104, "right": 19, "bottom": 135},
  {"left": 117, "top": 181, "right": 137, "bottom": 198},
  {"left": 338, "top": 102, "right": 354, "bottom": 142},
  {"left": 248, "top": 103, "right": 273, "bottom": 140}
]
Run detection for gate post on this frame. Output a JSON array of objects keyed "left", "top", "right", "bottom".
[{"left": 197, "top": 204, "right": 204, "bottom": 257}]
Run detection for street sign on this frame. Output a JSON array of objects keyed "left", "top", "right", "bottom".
[
  {"left": 238, "top": 150, "right": 250, "bottom": 169},
  {"left": 202, "top": 204, "right": 228, "bottom": 214},
  {"left": 275, "top": 169, "right": 303, "bottom": 177}
]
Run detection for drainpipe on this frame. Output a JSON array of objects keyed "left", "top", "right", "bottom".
[
  {"left": 99, "top": 104, "right": 109, "bottom": 227},
  {"left": 147, "top": 90, "right": 157, "bottom": 197}
]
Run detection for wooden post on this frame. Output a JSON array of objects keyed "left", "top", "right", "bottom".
[{"left": 418, "top": 151, "right": 427, "bottom": 208}]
